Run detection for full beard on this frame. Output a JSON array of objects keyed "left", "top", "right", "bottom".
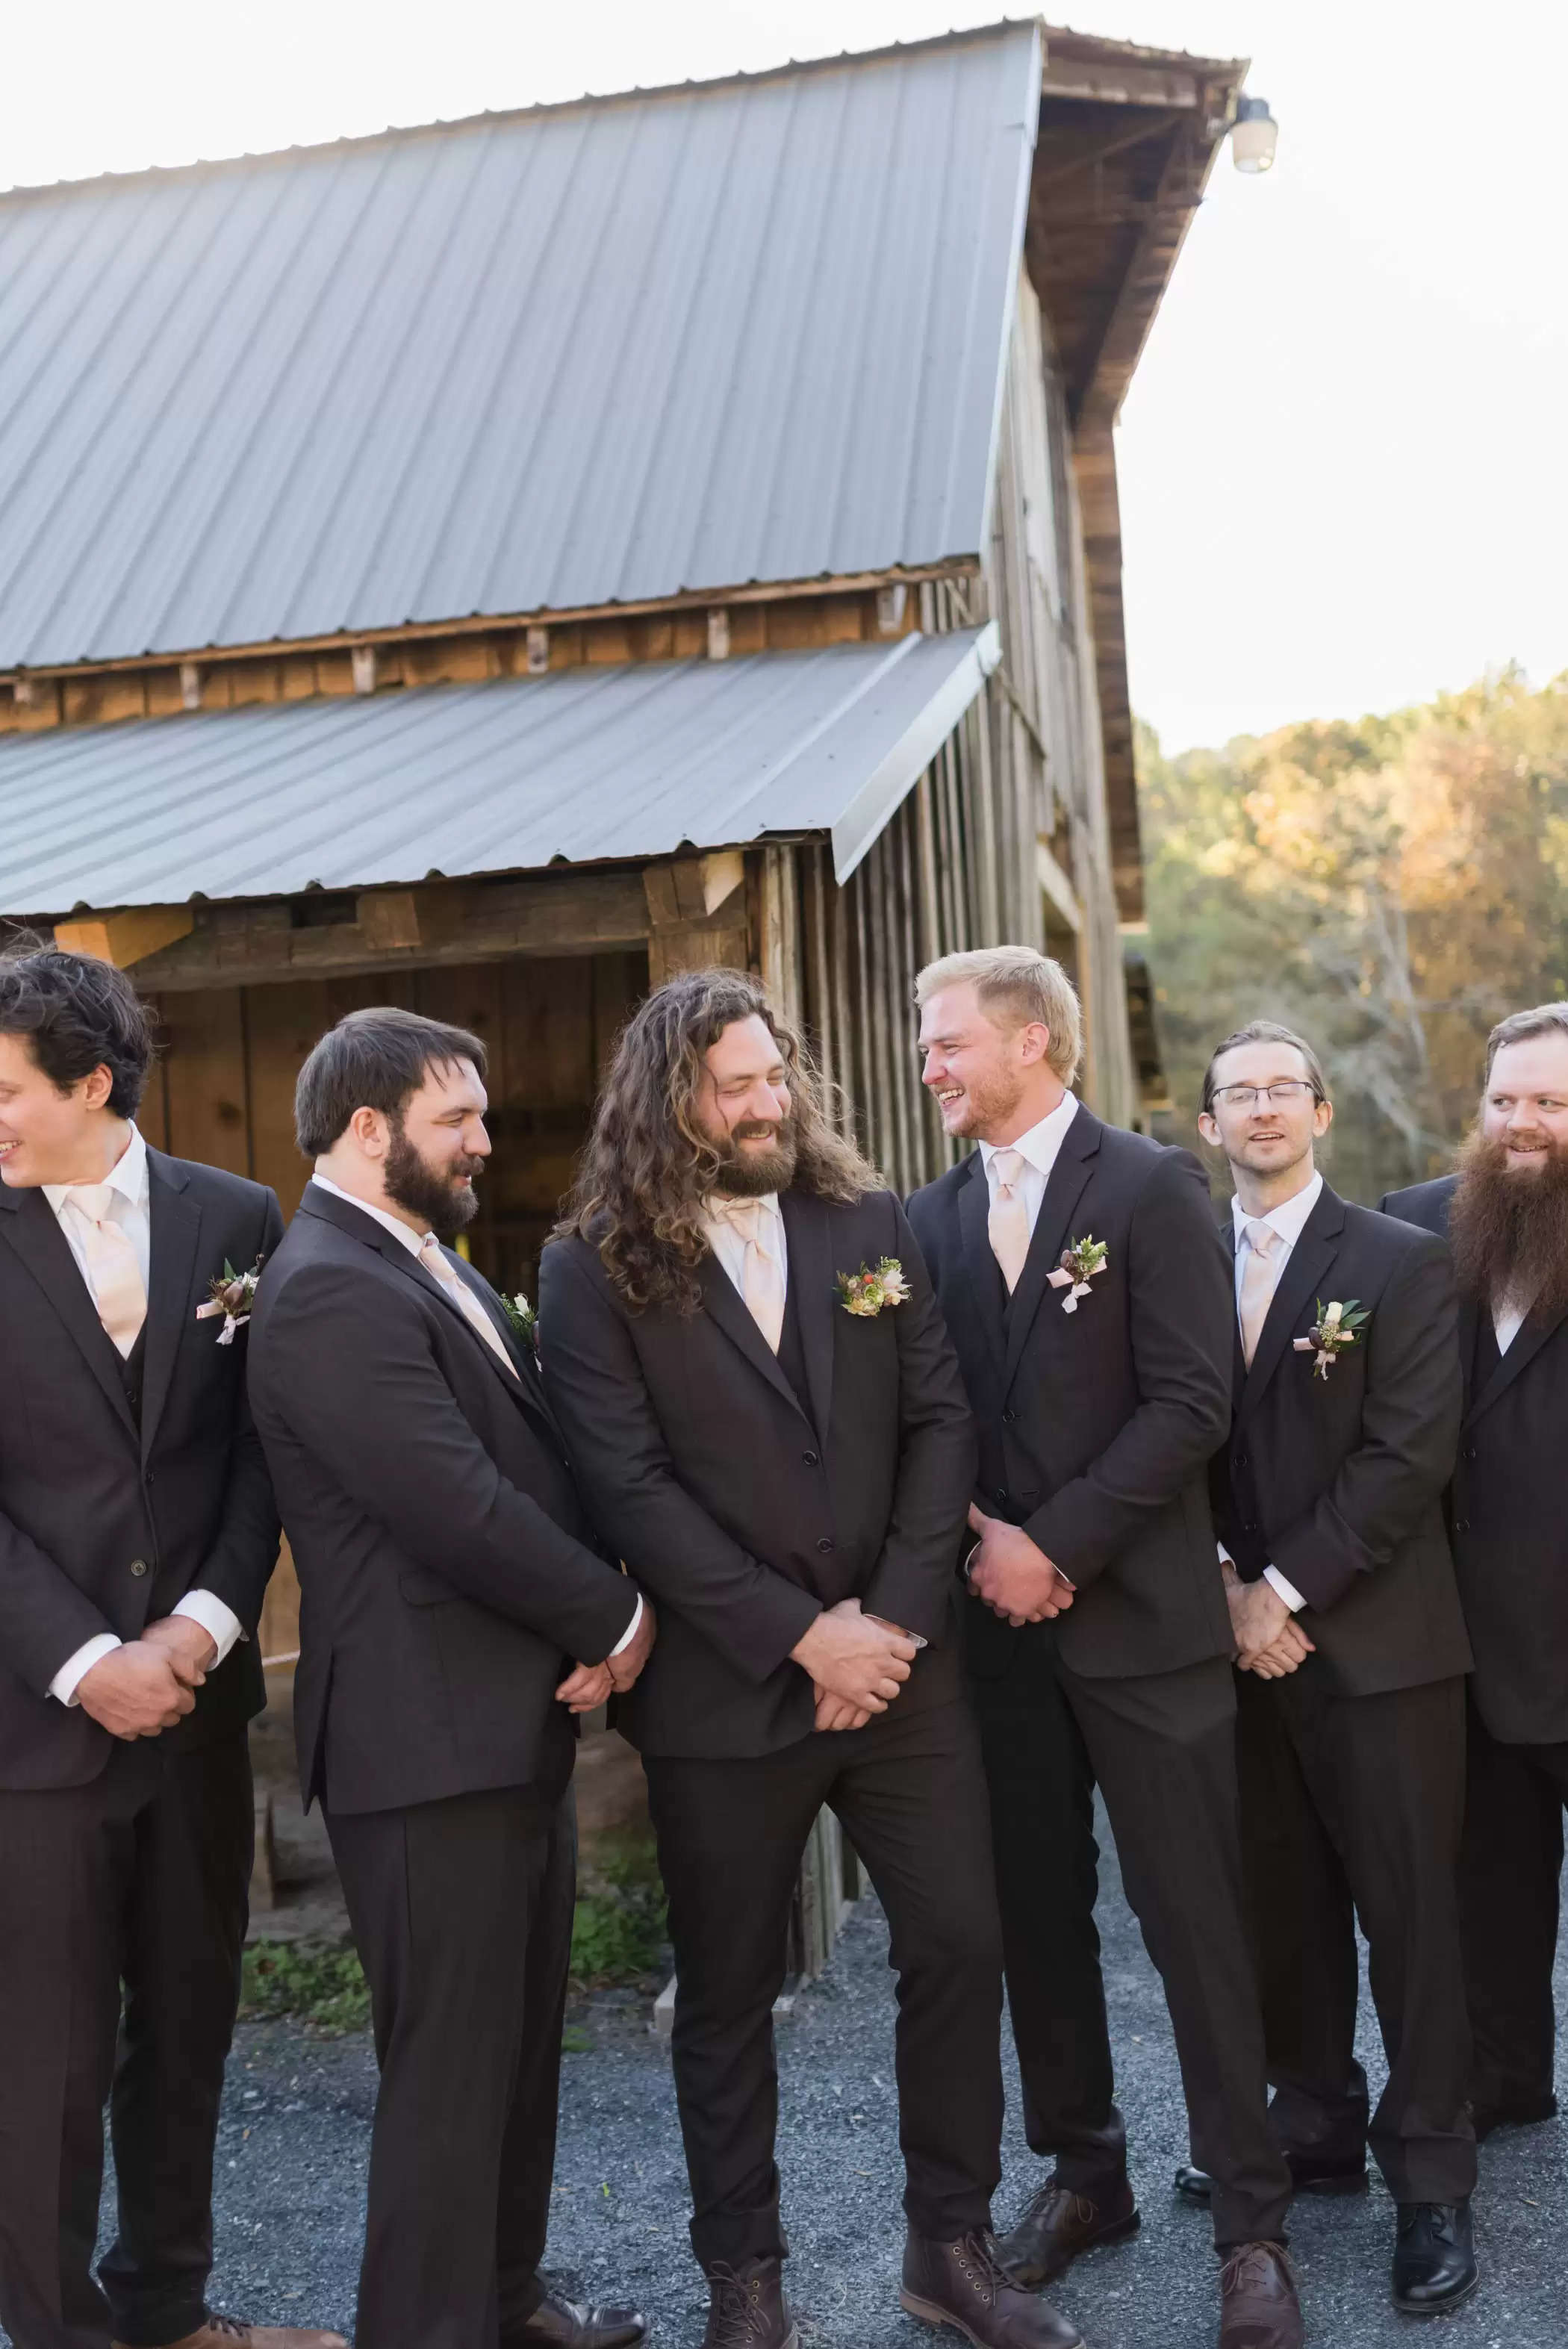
[
  {"left": 1449, "top": 1128, "right": 1568, "bottom": 1322},
  {"left": 384, "top": 1119, "right": 483, "bottom": 1241},
  {"left": 708, "top": 1116, "right": 800, "bottom": 1199}
]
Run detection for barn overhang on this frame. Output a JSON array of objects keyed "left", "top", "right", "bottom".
[{"left": 0, "top": 626, "right": 1000, "bottom": 927}]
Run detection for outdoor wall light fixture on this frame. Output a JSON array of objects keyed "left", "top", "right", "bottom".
[{"left": 1231, "top": 93, "right": 1279, "bottom": 174}]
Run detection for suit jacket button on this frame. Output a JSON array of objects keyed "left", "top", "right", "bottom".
[
  {"left": 1002, "top": 1409, "right": 1018, "bottom": 1425},
  {"left": 1235, "top": 1453, "right": 1248, "bottom": 1470},
  {"left": 1455, "top": 1516, "right": 1469, "bottom": 1534},
  {"left": 1464, "top": 1446, "right": 1477, "bottom": 1462},
  {"left": 129, "top": 1558, "right": 149, "bottom": 1578},
  {"left": 803, "top": 1451, "right": 820, "bottom": 1466},
  {"left": 816, "top": 1537, "right": 834, "bottom": 1554},
  {"left": 994, "top": 1487, "right": 1008, "bottom": 1505}
]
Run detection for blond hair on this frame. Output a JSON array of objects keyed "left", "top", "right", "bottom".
[{"left": 915, "top": 946, "right": 1083, "bottom": 1086}]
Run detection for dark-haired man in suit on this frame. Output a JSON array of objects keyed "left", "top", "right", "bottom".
[
  {"left": 907, "top": 948, "right": 1301, "bottom": 2349},
  {"left": 1383, "top": 1001, "right": 1568, "bottom": 2147},
  {"left": 0, "top": 947, "right": 325, "bottom": 2349},
  {"left": 248, "top": 1007, "right": 653, "bottom": 2349},
  {"left": 541, "top": 967, "right": 1081, "bottom": 2349},
  {"left": 1200, "top": 1020, "right": 1475, "bottom": 2315}
]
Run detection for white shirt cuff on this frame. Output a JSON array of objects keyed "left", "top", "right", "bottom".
[
  {"left": 609, "top": 1594, "right": 644, "bottom": 1657},
  {"left": 172, "top": 1590, "right": 244, "bottom": 1664},
  {"left": 49, "top": 1634, "right": 123, "bottom": 1706},
  {"left": 1263, "top": 1565, "right": 1307, "bottom": 1614}
]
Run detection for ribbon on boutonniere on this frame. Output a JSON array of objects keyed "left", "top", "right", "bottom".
[
  {"left": 1293, "top": 1297, "right": 1369, "bottom": 1380},
  {"left": 834, "top": 1257, "right": 911, "bottom": 1318},
  {"left": 1047, "top": 1235, "right": 1109, "bottom": 1314},
  {"left": 196, "top": 1257, "right": 265, "bottom": 1345}
]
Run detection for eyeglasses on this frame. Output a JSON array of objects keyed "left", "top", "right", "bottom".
[{"left": 1210, "top": 1080, "right": 1318, "bottom": 1110}]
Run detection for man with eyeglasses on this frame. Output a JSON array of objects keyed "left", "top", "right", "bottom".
[{"left": 1189, "top": 1020, "right": 1478, "bottom": 2315}]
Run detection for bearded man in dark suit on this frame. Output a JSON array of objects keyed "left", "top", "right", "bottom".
[
  {"left": 906, "top": 948, "right": 1301, "bottom": 2349},
  {"left": 0, "top": 947, "right": 329, "bottom": 2349},
  {"left": 540, "top": 968, "right": 1082, "bottom": 2349},
  {"left": 1382, "top": 1001, "right": 1568, "bottom": 2146}
]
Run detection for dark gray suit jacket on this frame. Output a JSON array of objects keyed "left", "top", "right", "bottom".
[
  {"left": 0, "top": 1148, "right": 283, "bottom": 1789},
  {"left": 247, "top": 1182, "right": 639, "bottom": 1814},
  {"left": 1382, "top": 1172, "right": 1568, "bottom": 1741}
]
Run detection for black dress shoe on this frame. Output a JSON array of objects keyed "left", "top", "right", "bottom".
[
  {"left": 900, "top": 2228, "right": 1083, "bottom": 2348},
  {"left": 1174, "top": 2151, "right": 1367, "bottom": 2204},
  {"left": 995, "top": 2173, "right": 1139, "bottom": 2285},
  {"left": 1219, "top": 2243, "right": 1302, "bottom": 2349},
  {"left": 1391, "top": 2201, "right": 1478, "bottom": 2315},
  {"left": 520, "top": 2292, "right": 647, "bottom": 2349},
  {"left": 1469, "top": 2091, "right": 1557, "bottom": 2142},
  {"left": 701, "top": 2257, "right": 797, "bottom": 2349}
]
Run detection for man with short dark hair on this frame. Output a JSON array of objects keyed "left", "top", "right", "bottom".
[
  {"left": 1383, "top": 1002, "right": 1568, "bottom": 2144},
  {"left": 906, "top": 951, "right": 1303, "bottom": 2349},
  {"left": 247, "top": 1005, "right": 653, "bottom": 2349},
  {"left": 540, "top": 969, "right": 1079, "bottom": 2349},
  {"left": 1198, "top": 1020, "right": 1476, "bottom": 2317},
  {"left": 0, "top": 947, "right": 320, "bottom": 2349}
]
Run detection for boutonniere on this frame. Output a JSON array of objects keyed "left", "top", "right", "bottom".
[
  {"left": 500, "top": 1292, "right": 538, "bottom": 1350},
  {"left": 1047, "top": 1235, "right": 1109, "bottom": 1314},
  {"left": 1293, "top": 1298, "right": 1370, "bottom": 1380},
  {"left": 835, "top": 1257, "right": 911, "bottom": 1317},
  {"left": 196, "top": 1257, "right": 264, "bottom": 1345}
]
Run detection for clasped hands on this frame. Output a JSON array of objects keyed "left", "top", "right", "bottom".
[
  {"left": 75, "top": 1614, "right": 218, "bottom": 1740},
  {"left": 1222, "top": 1564, "right": 1315, "bottom": 1680},
  {"left": 555, "top": 1593, "right": 659, "bottom": 1715},
  {"left": 965, "top": 1504, "right": 1075, "bottom": 1625},
  {"left": 793, "top": 1596, "right": 920, "bottom": 1734}
]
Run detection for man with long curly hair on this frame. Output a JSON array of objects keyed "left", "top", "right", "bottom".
[{"left": 540, "top": 969, "right": 1081, "bottom": 2349}]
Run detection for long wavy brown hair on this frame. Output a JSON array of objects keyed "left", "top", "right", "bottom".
[{"left": 559, "top": 966, "right": 882, "bottom": 1310}]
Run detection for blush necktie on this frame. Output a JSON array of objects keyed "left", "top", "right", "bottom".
[
  {"left": 710, "top": 1198, "right": 786, "bottom": 1353},
  {"left": 63, "top": 1183, "right": 147, "bottom": 1357},
  {"left": 417, "top": 1234, "right": 518, "bottom": 1380},
  {"left": 1238, "top": 1219, "right": 1283, "bottom": 1367},
  {"left": 988, "top": 1150, "right": 1031, "bottom": 1295}
]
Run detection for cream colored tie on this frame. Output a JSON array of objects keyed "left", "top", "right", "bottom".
[
  {"left": 1238, "top": 1219, "right": 1283, "bottom": 1367},
  {"left": 988, "top": 1150, "right": 1031, "bottom": 1295},
  {"left": 711, "top": 1199, "right": 786, "bottom": 1353},
  {"left": 64, "top": 1183, "right": 147, "bottom": 1358},
  {"left": 418, "top": 1234, "right": 518, "bottom": 1380}
]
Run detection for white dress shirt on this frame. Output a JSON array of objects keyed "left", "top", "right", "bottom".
[
  {"left": 45, "top": 1126, "right": 243, "bottom": 1705},
  {"left": 1222, "top": 1172, "right": 1325, "bottom": 1617},
  {"left": 311, "top": 1173, "right": 642, "bottom": 1660},
  {"left": 1494, "top": 1293, "right": 1530, "bottom": 1354},
  {"left": 700, "top": 1190, "right": 788, "bottom": 1306},
  {"left": 977, "top": 1092, "right": 1080, "bottom": 1236}
]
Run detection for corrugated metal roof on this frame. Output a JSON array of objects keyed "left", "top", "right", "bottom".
[
  {"left": 0, "top": 627, "right": 999, "bottom": 914},
  {"left": 0, "top": 25, "right": 1039, "bottom": 674}
]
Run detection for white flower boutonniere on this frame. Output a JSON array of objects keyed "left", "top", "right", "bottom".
[
  {"left": 835, "top": 1257, "right": 911, "bottom": 1317},
  {"left": 1293, "top": 1298, "right": 1370, "bottom": 1380},
  {"left": 196, "top": 1256, "right": 265, "bottom": 1345},
  {"left": 501, "top": 1292, "right": 538, "bottom": 1350},
  {"left": 1047, "top": 1235, "right": 1109, "bottom": 1314}
]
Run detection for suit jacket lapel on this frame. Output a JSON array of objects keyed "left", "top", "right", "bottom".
[
  {"left": 452, "top": 1258, "right": 561, "bottom": 1434},
  {"left": 780, "top": 1189, "right": 836, "bottom": 1440},
  {"left": 140, "top": 1152, "right": 202, "bottom": 1459},
  {"left": 956, "top": 1154, "right": 1007, "bottom": 1394},
  {"left": 1466, "top": 1298, "right": 1568, "bottom": 1428},
  {"left": 1004, "top": 1108, "right": 1101, "bottom": 1387},
  {"left": 1234, "top": 1183, "right": 1348, "bottom": 1432},
  {"left": 1222, "top": 1214, "right": 1247, "bottom": 1409},
  {"left": 697, "top": 1242, "right": 809, "bottom": 1424},
  {"left": 0, "top": 1183, "right": 138, "bottom": 1441}
]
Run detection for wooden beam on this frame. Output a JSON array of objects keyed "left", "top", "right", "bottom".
[
  {"left": 1036, "top": 841, "right": 1083, "bottom": 934},
  {"left": 118, "top": 873, "right": 653, "bottom": 993},
  {"left": 55, "top": 906, "right": 196, "bottom": 968}
]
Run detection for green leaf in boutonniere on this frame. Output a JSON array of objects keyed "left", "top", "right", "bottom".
[
  {"left": 1293, "top": 1297, "right": 1370, "bottom": 1381},
  {"left": 834, "top": 1257, "right": 911, "bottom": 1318},
  {"left": 195, "top": 1256, "right": 266, "bottom": 1345},
  {"left": 1046, "top": 1234, "right": 1109, "bottom": 1314},
  {"left": 500, "top": 1292, "right": 538, "bottom": 1349}
]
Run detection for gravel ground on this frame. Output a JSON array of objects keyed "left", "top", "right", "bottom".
[{"left": 24, "top": 1804, "right": 1568, "bottom": 2349}]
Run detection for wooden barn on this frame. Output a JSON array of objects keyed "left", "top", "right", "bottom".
[{"left": 0, "top": 19, "right": 1256, "bottom": 1967}]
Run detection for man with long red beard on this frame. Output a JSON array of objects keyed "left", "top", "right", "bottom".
[{"left": 1383, "top": 1002, "right": 1568, "bottom": 2144}]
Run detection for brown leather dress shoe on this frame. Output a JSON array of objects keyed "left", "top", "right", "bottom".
[
  {"left": 700, "top": 2257, "right": 797, "bottom": 2349},
  {"left": 1219, "top": 2243, "right": 1303, "bottom": 2349},
  {"left": 900, "top": 2228, "right": 1083, "bottom": 2348},
  {"left": 518, "top": 2289, "right": 648, "bottom": 2348},
  {"left": 113, "top": 2321, "right": 346, "bottom": 2349},
  {"left": 995, "top": 2174, "right": 1139, "bottom": 2286}
]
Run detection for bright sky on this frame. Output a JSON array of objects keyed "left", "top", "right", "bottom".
[{"left": 7, "top": 1, "right": 1566, "bottom": 751}]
